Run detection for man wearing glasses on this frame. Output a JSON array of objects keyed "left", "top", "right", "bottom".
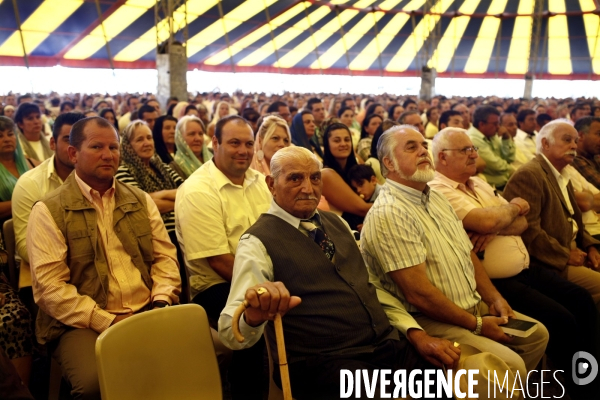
[
  {"left": 429, "top": 127, "right": 599, "bottom": 400},
  {"left": 467, "top": 106, "right": 516, "bottom": 191}
]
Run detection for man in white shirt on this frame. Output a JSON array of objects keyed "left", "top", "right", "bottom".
[
  {"left": 175, "top": 115, "right": 271, "bottom": 400},
  {"left": 515, "top": 109, "right": 537, "bottom": 160}
]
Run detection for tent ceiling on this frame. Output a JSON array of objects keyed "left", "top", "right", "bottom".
[{"left": 0, "top": 0, "right": 599, "bottom": 79}]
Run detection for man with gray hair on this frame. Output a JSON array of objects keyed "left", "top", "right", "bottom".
[
  {"left": 503, "top": 119, "right": 600, "bottom": 310},
  {"left": 361, "top": 125, "right": 548, "bottom": 399},
  {"left": 220, "top": 146, "right": 456, "bottom": 399},
  {"left": 430, "top": 127, "right": 599, "bottom": 400}
]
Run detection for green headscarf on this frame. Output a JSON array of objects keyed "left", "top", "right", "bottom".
[
  {"left": 174, "top": 115, "right": 212, "bottom": 178},
  {"left": 0, "top": 121, "right": 30, "bottom": 201}
]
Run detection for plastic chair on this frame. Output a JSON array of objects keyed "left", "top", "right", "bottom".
[{"left": 95, "top": 304, "right": 222, "bottom": 400}]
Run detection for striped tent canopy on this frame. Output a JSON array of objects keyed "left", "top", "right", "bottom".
[{"left": 1, "top": 0, "right": 600, "bottom": 79}]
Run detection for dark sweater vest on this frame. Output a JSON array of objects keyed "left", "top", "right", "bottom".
[{"left": 246, "top": 211, "right": 398, "bottom": 363}]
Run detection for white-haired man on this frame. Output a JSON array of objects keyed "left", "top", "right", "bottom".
[
  {"left": 430, "top": 127, "right": 599, "bottom": 400},
  {"left": 219, "top": 146, "right": 456, "bottom": 400},
  {"left": 503, "top": 120, "right": 600, "bottom": 310},
  {"left": 361, "top": 125, "right": 548, "bottom": 399}
]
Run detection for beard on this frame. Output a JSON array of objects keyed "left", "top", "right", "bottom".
[{"left": 394, "top": 156, "right": 435, "bottom": 183}]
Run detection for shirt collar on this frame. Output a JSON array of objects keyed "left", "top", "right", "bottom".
[
  {"left": 468, "top": 126, "right": 487, "bottom": 141},
  {"left": 540, "top": 153, "right": 570, "bottom": 186},
  {"left": 432, "top": 171, "right": 477, "bottom": 195},
  {"left": 386, "top": 178, "right": 430, "bottom": 206},
  {"left": 74, "top": 171, "right": 115, "bottom": 203},
  {"left": 208, "top": 159, "right": 262, "bottom": 190},
  {"left": 268, "top": 199, "right": 319, "bottom": 229},
  {"left": 45, "top": 155, "right": 64, "bottom": 183}
]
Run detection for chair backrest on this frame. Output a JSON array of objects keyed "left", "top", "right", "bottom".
[
  {"left": 95, "top": 304, "right": 222, "bottom": 400},
  {"left": 2, "top": 219, "right": 18, "bottom": 290}
]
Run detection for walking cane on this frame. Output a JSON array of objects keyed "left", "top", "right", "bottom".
[{"left": 232, "top": 299, "right": 292, "bottom": 400}]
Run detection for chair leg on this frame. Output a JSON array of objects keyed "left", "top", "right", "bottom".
[{"left": 48, "top": 358, "right": 61, "bottom": 400}]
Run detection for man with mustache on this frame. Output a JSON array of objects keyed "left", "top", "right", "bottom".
[
  {"left": 430, "top": 127, "right": 599, "bottom": 400},
  {"left": 503, "top": 120, "right": 600, "bottom": 311},
  {"left": 175, "top": 115, "right": 271, "bottom": 400},
  {"left": 219, "top": 146, "right": 457, "bottom": 399},
  {"left": 361, "top": 125, "right": 548, "bottom": 399}
]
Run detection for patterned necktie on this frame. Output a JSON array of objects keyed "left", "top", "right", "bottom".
[{"left": 300, "top": 220, "right": 336, "bottom": 261}]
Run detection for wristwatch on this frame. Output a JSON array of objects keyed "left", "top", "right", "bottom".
[
  {"left": 472, "top": 316, "right": 483, "bottom": 336},
  {"left": 152, "top": 300, "right": 170, "bottom": 308}
]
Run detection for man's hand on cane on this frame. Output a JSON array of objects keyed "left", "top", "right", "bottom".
[{"left": 243, "top": 282, "right": 302, "bottom": 327}]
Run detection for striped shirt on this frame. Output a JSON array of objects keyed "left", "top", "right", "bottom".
[
  {"left": 115, "top": 163, "right": 183, "bottom": 233},
  {"left": 361, "top": 179, "right": 480, "bottom": 313}
]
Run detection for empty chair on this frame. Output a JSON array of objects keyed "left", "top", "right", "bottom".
[{"left": 95, "top": 304, "right": 222, "bottom": 400}]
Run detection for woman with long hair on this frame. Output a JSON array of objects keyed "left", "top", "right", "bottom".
[
  {"left": 290, "top": 110, "right": 322, "bottom": 159},
  {"left": 250, "top": 115, "right": 291, "bottom": 176},
  {"left": 207, "top": 101, "right": 232, "bottom": 138},
  {"left": 356, "top": 113, "right": 383, "bottom": 162}
]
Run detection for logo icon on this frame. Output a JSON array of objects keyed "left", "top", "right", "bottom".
[{"left": 572, "top": 351, "right": 598, "bottom": 385}]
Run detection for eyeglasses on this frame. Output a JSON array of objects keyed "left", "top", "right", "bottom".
[{"left": 441, "top": 146, "right": 479, "bottom": 155}]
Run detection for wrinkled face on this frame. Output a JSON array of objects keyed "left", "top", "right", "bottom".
[
  {"left": 130, "top": 125, "right": 155, "bottom": 162},
  {"left": 302, "top": 113, "right": 316, "bottom": 138},
  {"left": 543, "top": 124, "right": 578, "bottom": 170},
  {"left": 213, "top": 120, "right": 254, "bottom": 180},
  {"left": 365, "top": 116, "right": 382, "bottom": 136},
  {"left": 69, "top": 122, "right": 120, "bottom": 187},
  {"left": 478, "top": 114, "right": 499, "bottom": 137},
  {"left": 385, "top": 130, "right": 434, "bottom": 183},
  {"left": 184, "top": 120, "right": 205, "bottom": 156},
  {"left": 403, "top": 114, "right": 424, "bottom": 135},
  {"left": 439, "top": 132, "right": 478, "bottom": 179},
  {"left": 351, "top": 177, "right": 377, "bottom": 200},
  {"left": 0, "top": 129, "right": 16, "bottom": 155},
  {"left": 579, "top": 121, "right": 600, "bottom": 156},
  {"left": 262, "top": 126, "right": 290, "bottom": 163},
  {"left": 268, "top": 157, "right": 322, "bottom": 219},
  {"left": 340, "top": 109, "right": 355, "bottom": 127},
  {"left": 18, "top": 112, "right": 43, "bottom": 135},
  {"left": 328, "top": 128, "right": 352, "bottom": 160},
  {"left": 501, "top": 114, "right": 518, "bottom": 138},
  {"left": 311, "top": 102, "right": 326, "bottom": 123},
  {"left": 141, "top": 110, "right": 158, "bottom": 131},
  {"left": 162, "top": 120, "right": 176, "bottom": 146},
  {"left": 520, "top": 113, "right": 536, "bottom": 134}
]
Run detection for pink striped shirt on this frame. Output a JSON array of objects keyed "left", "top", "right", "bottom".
[{"left": 28, "top": 173, "right": 181, "bottom": 333}]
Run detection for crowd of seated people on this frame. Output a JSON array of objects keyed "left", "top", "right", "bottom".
[{"left": 2, "top": 89, "right": 600, "bottom": 399}]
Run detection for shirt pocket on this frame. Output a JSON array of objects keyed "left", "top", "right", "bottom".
[{"left": 66, "top": 229, "right": 94, "bottom": 258}]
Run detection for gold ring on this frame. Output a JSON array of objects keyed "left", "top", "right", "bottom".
[
  {"left": 454, "top": 342, "right": 460, "bottom": 348},
  {"left": 256, "top": 287, "right": 268, "bottom": 296}
]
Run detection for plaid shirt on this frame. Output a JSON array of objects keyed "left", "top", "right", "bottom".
[{"left": 572, "top": 152, "right": 600, "bottom": 190}]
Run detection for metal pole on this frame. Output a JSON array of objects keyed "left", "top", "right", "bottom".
[
  {"left": 334, "top": 5, "right": 352, "bottom": 76},
  {"left": 94, "top": 0, "right": 116, "bottom": 73},
  {"left": 263, "top": 0, "right": 282, "bottom": 74},
  {"left": 372, "top": 9, "right": 384, "bottom": 77},
  {"left": 303, "top": 2, "right": 323, "bottom": 74},
  {"left": 495, "top": 18, "right": 502, "bottom": 78},
  {"left": 11, "top": 0, "right": 29, "bottom": 69},
  {"left": 217, "top": 0, "right": 236, "bottom": 73}
]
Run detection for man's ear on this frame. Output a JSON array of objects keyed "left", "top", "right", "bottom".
[
  {"left": 49, "top": 136, "right": 56, "bottom": 151},
  {"left": 67, "top": 145, "right": 77, "bottom": 164},
  {"left": 382, "top": 156, "right": 394, "bottom": 173},
  {"left": 369, "top": 175, "right": 378, "bottom": 184},
  {"left": 265, "top": 175, "right": 275, "bottom": 196}
]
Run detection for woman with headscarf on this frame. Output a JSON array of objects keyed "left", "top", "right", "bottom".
[
  {"left": 250, "top": 115, "right": 291, "bottom": 176},
  {"left": 173, "top": 115, "right": 213, "bottom": 179}
]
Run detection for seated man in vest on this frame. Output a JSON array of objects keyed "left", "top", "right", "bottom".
[
  {"left": 361, "top": 126, "right": 549, "bottom": 399},
  {"left": 429, "top": 127, "right": 599, "bottom": 400},
  {"left": 27, "top": 117, "right": 181, "bottom": 400},
  {"left": 219, "top": 146, "right": 458, "bottom": 400},
  {"left": 503, "top": 119, "right": 600, "bottom": 311}
]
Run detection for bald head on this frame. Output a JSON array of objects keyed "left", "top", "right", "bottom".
[{"left": 432, "top": 127, "right": 478, "bottom": 183}]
